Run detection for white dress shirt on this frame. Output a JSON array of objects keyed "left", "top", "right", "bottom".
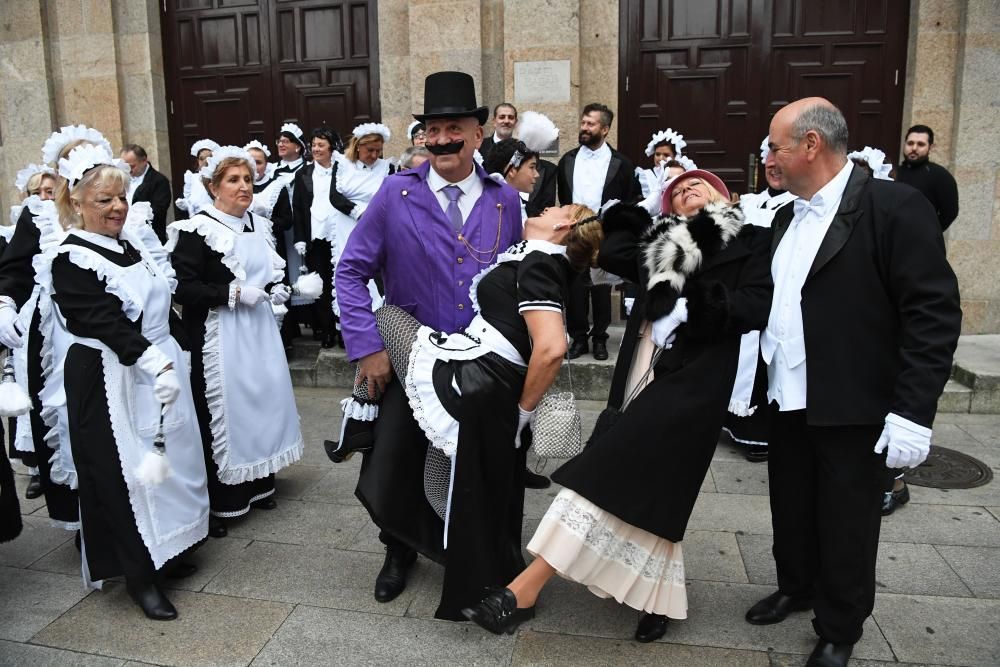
[
  {"left": 427, "top": 165, "right": 483, "bottom": 225},
  {"left": 762, "top": 160, "right": 854, "bottom": 411},
  {"left": 310, "top": 163, "right": 336, "bottom": 240},
  {"left": 126, "top": 163, "right": 150, "bottom": 205},
  {"left": 572, "top": 142, "right": 612, "bottom": 212}
]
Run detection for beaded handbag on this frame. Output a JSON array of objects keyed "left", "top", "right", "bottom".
[{"left": 532, "top": 347, "right": 583, "bottom": 458}]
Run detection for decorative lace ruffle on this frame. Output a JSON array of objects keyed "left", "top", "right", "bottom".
[
  {"left": 46, "top": 245, "right": 144, "bottom": 321},
  {"left": 251, "top": 174, "right": 293, "bottom": 219},
  {"left": 340, "top": 397, "right": 378, "bottom": 421},
  {"left": 166, "top": 216, "right": 247, "bottom": 282},
  {"left": 124, "top": 202, "right": 177, "bottom": 292},
  {"left": 727, "top": 399, "right": 757, "bottom": 418}
]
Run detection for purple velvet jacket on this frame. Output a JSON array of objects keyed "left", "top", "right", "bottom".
[{"left": 336, "top": 161, "right": 524, "bottom": 361}]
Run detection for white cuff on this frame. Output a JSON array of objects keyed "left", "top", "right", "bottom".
[
  {"left": 886, "top": 412, "right": 932, "bottom": 437},
  {"left": 0, "top": 296, "right": 16, "bottom": 309},
  {"left": 135, "top": 344, "right": 171, "bottom": 379}
]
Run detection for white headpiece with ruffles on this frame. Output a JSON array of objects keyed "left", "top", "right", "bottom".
[
  {"left": 14, "top": 164, "right": 56, "bottom": 193},
  {"left": 58, "top": 144, "right": 130, "bottom": 187},
  {"left": 847, "top": 146, "right": 893, "bottom": 180},
  {"left": 352, "top": 123, "right": 391, "bottom": 142},
  {"left": 190, "top": 139, "right": 220, "bottom": 158},
  {"left": 41, "top": 125, "right": 113, "bottom": 165},
  {"left": 198, "top": 145, "right": 257, "bottom": 181},
  {"left": 675, "top": 155, "right": 697, "bottom": 171},
  {"left": 406, "top": 120, "right": 424, "bottom": 138},
  {"left": 243, "top": 139, "right": 271, "bottom": 158},
  {"left": 645, "top": 128, "right": 687, "bottom": 157},
  {"left": 760, "top": 136, "right": 770, "bottom": 163}
]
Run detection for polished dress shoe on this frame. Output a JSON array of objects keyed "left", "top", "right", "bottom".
[
  {"left": 24, "top": 474, "right": 42, "bottom": 499},
  {"left": 567, "top": 339, "right": 588, "bottom": 360},
  {"left": 524, "top": 469, "right": 551, "bottom": 490},
  {"left": 126, "top": 579, "right": 178, "bottom": 621},
  {"left": 208, "top": 516, "right": 228, "bottom": 538},
  {"left": 745, "top": 444, "right": 768, "bottom": 462},
  {"left": 325, "top": 419, "right": 375, "bottom": 463},
  {"left": 805, "top": 639, "right": 853, "bottom": 667},
  {"left": 881, "top": 482, "right": 910, "bottom": 516},
  {"left": 252, "top": 496, "right": 278, "bottom": 510},
  {"left": 461, "top": 586, "right": 535, "bottom": 635},
  {"left": 634, "top": 612, "right": 668, "bottom": 643},
  {"left": 374, "top": 547, "right": 417, "bottom": 603},
  {"left": 592, "top": 340, "right": 609, "bottom": 361},
  {"left": 164, "top": 561, "right": 198, "bottom": 579},
  {"left": 745, "top": 590, "right": 812, "bottom": 625}
]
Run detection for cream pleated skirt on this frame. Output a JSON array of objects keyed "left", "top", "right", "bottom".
[{"left": 527, "top": 488, "right": 688, "bottom": 619}]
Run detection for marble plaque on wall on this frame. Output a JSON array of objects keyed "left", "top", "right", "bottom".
[{"left": 514, "top": 60, "right": 571, "bottom": 103}]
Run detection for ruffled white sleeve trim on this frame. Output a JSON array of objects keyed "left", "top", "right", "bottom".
[
  {"left": 48, "top": 244, "right": 144, "bottom": 322},
  {"left": 166, "top": 215, "right": 246, "bottom": 282},
  {"left": 251, "top": 173, "right": 294, "bottom": 219},
  {"left": 124, "top": 202, "right": 177, "bottom": 292}
]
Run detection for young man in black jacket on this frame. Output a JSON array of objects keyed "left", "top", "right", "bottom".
[{"left": 895, "top": 124, "right": 959, "bottom": 231}]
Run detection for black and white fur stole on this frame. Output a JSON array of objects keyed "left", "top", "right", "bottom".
[{"left": 639, "top": 201, "right": 745, "bottom": 321}]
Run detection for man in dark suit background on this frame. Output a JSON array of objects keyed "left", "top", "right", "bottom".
[
  {"left": 478, "top": 102, "right": 517, "bottom": 158},
  {"left": 556, "top": 103, "right": 636, "bottom": 360},
  {"left": 747, "top": 98, "right": 962, "bottom": 667},
  {"left": 121, "top": 144, "right": 172, "bottom": 243}
]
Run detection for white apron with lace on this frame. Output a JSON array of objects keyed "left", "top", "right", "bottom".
[
  {"left": 46, "top": 233, "right": 210, "bottom": 577},
  {"left": 171, "top": 211, "right": 303, "bottom": 484}
]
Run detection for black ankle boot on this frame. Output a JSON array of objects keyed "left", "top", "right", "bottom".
[
  {"left": 126, "top": 579, "right": 177, "bottom": 621},
  {"left": 325, "top": 418, "right": 375, "bottom": 463}
]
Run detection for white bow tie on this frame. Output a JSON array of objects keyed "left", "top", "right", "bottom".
[{"left": 793, "top": 198, "right": 824, "bottom": 219}]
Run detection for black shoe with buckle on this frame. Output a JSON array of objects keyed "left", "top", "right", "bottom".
[
  {"left": 462, "top": 586, "right": 536, "bottom": 635},
  {"left": 745, "top": 590, "right": 812, "bottom": 625},
  {"left": 567, "top": 339, "right": 588, "bottom": 360},
  {"left": 374, "top": 547, "right": 417, "bottom": 603},
  {"left": 325, "top": 418, "right": 375, "bottom": 463},
  {"left": 881, "top": 482, "right": 910, "bottom": 516},
  {"left": 805, "top": 639, "right": 853, "bottom": 667},
  {"left": 592, "top": 340, "right": 609, "bottom": 360},
  {"left": 634, "top": 612, "right": 669, "bottom": 643},
  {"left": 524, "top": 469, "right": 551, "bottom": 490},
  {"left": 24, "top": 474, "right": 42, "bottom": 500}
]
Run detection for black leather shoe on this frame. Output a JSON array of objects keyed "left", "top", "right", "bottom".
[
  {"left": 567, "top": 339, "right": 588, "bottom": 360},
  {"left": 745, "top": 444, "right": 768, "bottom": 462},
  {"left": 592, "top": 340, "right": 609, "bottom": 361},
  {"left": 745, "top": 591, "right": 812, "bottom": 625},
  {"left": 461, "top": 586, "right": 535, "bottom": 635},
  {"left": 24, "top": 474, "right": 42, "bottom": 499},
  {"left": 374, "top": 547, "right": 417, "bottom": 603},
  {"left": 252, "top": 497, "right": 277, "bottom": 510},
  {"left": 524, "top": 469, "right": 551, "bottom": 490},
  {"left": 805, "top": 639, "right": 853, "bottom": 667},
  {"left": 634, "top": 613, "right": 668, "bottom": 643},
  {"left": 325, "top": 419, "right": 375, "bottom": 463},
  {"left": 164, "top": 561, "right": 198, "bottom": 579},
  {"left": 208, "top": 516, "right": 227, "bottom": 538},
  {"left": 126, "top": 579, "right": 178, "bottom": 621},
  {"left": 881, "top": 482, "right": 910, "bottom": 516}
]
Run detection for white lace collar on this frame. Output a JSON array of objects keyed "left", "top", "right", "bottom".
[
  {"left": 69, "top": 228, "right": 123, "bottom": 253},
  {"left": 203, "top": 204, "right": 249, "bottom": 232},
  {"left": 498, "top": 239, "right": 567, "bottom": 261}
]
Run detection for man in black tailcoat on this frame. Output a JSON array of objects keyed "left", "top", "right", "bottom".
[{"left": 121, "top": 144, "right": 172, "bottom": 242}]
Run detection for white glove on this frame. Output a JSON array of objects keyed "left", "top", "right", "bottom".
[
  {"left": 514, "top": 404, "right": 536, "bottom": 449},
  {"left": 238, "top": 286, "right": 269, "bottom": 308},
  {"left": 269, "top": 284, "right": 291, "bottom": 305},
  {"left": 0, "top": 304, "right": 23, "bottom": 348},
  {"left": 294, "top": 241, "right": 307, "bottom": 256},
  {"left": 873, "top": 413, "right": 932, "bottom": 469},
  {"left": 154, "top": 369, "right": 181, "bottom": 405},
  {"left": 135, "top": 344, "right": 172, "bottom": 379},
  {"left": 638, "top": 188, "right": 663, "bottom": 217},
  {"left": 651, "top": 298, "right": 687, "bottom": 349}
]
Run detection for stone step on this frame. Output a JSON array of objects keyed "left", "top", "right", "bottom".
[{"left": 950, "top": 334, "right": 1000, "bottom": 414}]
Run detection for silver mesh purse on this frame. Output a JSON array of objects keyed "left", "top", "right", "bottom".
[{"left": 531, "top": 389, "right": 583, "bottom": 458}]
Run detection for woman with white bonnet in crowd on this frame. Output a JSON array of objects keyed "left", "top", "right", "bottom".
[
  {"left": 40, "top": 142, "right": 209, "bottom": 620},
  {"left": 168, "top": 146, "right": 303, "bottom": 538},
  {"left": 175, "top": 138, "right": 219, "bottom": 219},
  {"left": 634, "top": 128, "right": 697, "bottom": 214},
  {"left": 482, "top": 111, "right": 560, "bottom": 223}
]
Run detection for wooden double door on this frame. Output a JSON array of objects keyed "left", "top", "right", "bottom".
[
  {"left": 619, "top": 0, "right": 910, "bottom": 194},
  {"left": 162, "top": 0, "right": 379, "bottom": 187}
]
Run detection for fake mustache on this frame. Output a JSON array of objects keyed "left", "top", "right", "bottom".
[{"left": 425, "top": 140, "right": 465, "bottom": 155}]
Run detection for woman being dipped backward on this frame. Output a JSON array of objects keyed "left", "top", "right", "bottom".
[
  {"left": 168, "top": 147, "right": 303, "bottom": 538},
  {"left": 44, "top": 144, "right": 210, "bottom": 620},
  {"left": 462, "top": 169, "right": 773, "bottom": 642}
]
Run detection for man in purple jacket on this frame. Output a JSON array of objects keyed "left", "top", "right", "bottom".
[{"left": 334, "top": 71, "right": 523, "bottom": 604}]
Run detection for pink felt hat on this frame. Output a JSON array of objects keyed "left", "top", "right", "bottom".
[{"left": 661, "top": 169, "right": 730, "bottom": 215}]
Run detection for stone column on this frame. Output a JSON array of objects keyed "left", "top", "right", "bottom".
[
  {"left": 377, "top": 0, "right": 414, "bottom": 158},
  {"left": 579, "top": 0, "right": 620, "bottom": 148}
]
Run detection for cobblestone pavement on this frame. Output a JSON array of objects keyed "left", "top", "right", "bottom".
[{"left": 1, "top": 387, "right": 998, "bottom": 666}]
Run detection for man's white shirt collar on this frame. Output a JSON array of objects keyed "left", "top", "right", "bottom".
[
  {"left": 428, "top": 164, "right": 479, "bottom": 194},
  {"left": 793, "top": 160, "right": 854, "bottom": 221},
  {"left": 579, "top": 142, "right": 611, "bottom": 161}
]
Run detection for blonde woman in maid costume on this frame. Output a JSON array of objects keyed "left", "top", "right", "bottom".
[
  {"left": 168, "top": 147, "right": 303, "bottom": 537},
  {"left": 39, "top": 143, "right": 209, "bottom": 620}
]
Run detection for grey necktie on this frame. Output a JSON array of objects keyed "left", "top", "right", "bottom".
[{"left": 443, "top": 185, "right": 463, "bottom": 231}]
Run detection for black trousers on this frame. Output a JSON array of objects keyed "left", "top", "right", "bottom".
[
  {"left": 307, "top": 239, "right": 336, "bottom": 336},
  {"left": 567, "top": 270, "right": 611, "bottom": 343},
  {"left": 767, "top": 404, "right": 884, "bottom": 644}
]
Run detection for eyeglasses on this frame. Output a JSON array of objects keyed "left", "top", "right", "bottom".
[{"left": 276, "top": 138, "right": 293, "bottom": 146}]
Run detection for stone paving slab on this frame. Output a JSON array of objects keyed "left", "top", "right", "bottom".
[
  {"left": 686, "top": 492, "right": 774, "bottom": 535},
  {"left": 301, "top": 467, "right": 365, "bottom": 507},
  {"left": 0, "top": 566, "right": 90, "bottom": 642},
  {"left": 876, "top": 503, "right": 1000, "bottom": 547},
  {"left": 222, "top": 498, "right": 368, "bottom": 548},
  {"left": 160, "top": 536, "right": 253, "bottom": 594},
  {"left": 251, "top": 604, "right": 516, "bottom": 666},
  {"left": 934, "top": 545, "right": 1000, "bottom": 598},
  {"left": 510, "top": 630, "right": 770, "bottom": 665},
  {"left": 710, "top": 460, "right": 770, "bottom": 496},
  {"left": 272, "top": 464, "right": 328, "bottom": 501},
  {"left": 0, "top": 639, "right": 125, "bottom": 666},
  {"left": 12, "top": 471, "right": 49, "bottom": 515},
  {"left": 872, "top": 593, "right": 1000, "bottom": 666},
  {"left": 30, "top": 584, "right": 293, "bottom": 667},
  {"left": 681, "top": 530, "right": 749, "bottom": 584},
  {"left": 0, "top": 514, "right": 73, "bottom": 568}
]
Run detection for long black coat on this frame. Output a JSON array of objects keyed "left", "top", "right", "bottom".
[{"left": 552, "top": 204, "right": 773, "bottom": 542}]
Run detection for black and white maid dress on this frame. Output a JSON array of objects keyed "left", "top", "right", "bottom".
[
  {"left": 346, "top": 239, "right": 571, "bottom": 621},
  {"left": 168, "top": 205, "right": 303, "bottom": 518},
  {"left": 44, "top": 226, "right": 210, "bottom": 586}
]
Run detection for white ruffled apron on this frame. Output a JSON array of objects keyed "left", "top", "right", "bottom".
[
  {"left": 201, "top": 218, "right": 303, "bottom": 484},
  {"left": 48, "top": 238, "right": 209, "bottom": 577}
]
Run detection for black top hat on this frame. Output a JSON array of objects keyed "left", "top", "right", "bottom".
[{"left": 413, "top": 71, "right": 489, "bottom": 125}]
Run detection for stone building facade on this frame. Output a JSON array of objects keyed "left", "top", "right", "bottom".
[{"left": 0, "top": 0, "right": 997, "bottom": 332}]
